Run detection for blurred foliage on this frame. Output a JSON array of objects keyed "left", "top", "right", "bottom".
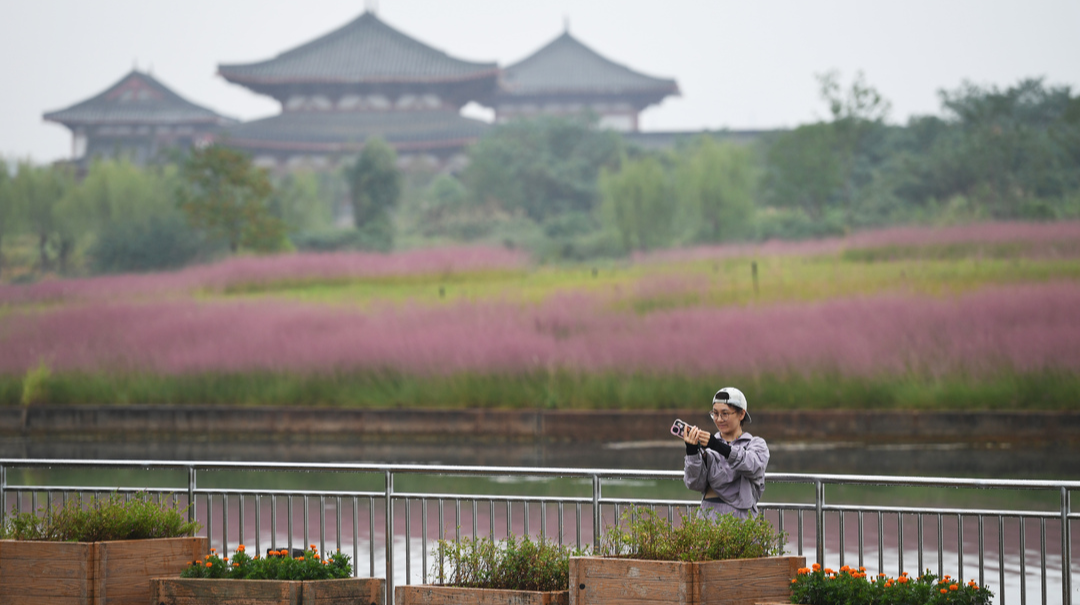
[
  {"left": 177, "top": 144, "right": 288, "bottom": 254},
  {"left": 346, "top": 137, "right": 400, "bottom": 251},
  {"left": 3, "top": 75, "right": 1080, "bottom": 282},
  {"left": 462, "top": 115, "right": 623, "bottom": 222}
]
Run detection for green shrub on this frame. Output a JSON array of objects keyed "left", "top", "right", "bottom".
[
  {"left": 181, "top": 545, "right": 351, "bottom": 581},
  {"left": 0, "top": 492, "right": 200, "bottom": 541},
  {"left": 89, "top": 212, "right": 207, "bottom": 273},
  {"left": 789, "top": 564, "right": 993, "bottom": 605},
  {"left": 21, "top": 361, "right": 51, "bottom": 406},
  {"left": 600, "top": 505, "right": 786, "bottom": 562},
  {"left": 431, "top": 534, "right": 581, "bottom": 592}
]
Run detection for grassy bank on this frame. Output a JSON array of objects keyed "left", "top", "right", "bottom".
[{"left": 4, "top": 369, "right": 1078, "bottom": 410}]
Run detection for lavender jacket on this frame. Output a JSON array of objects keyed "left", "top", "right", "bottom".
[{"left": 683, "top": 431, "right": 770, "bottom": 520}]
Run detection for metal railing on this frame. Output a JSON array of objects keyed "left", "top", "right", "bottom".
[{"left": 0, "top": 459, "right": 1075, "bottom": 605}]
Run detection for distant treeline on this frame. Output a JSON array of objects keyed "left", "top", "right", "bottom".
[{"left": 1, "top": 75, "right": 1078, "bottom": 278}]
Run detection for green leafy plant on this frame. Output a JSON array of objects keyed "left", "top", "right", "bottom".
[
  {"left": 181, "top": 544, "right": 351, "bottom": 581},
  {"left": 20, "top": 361, "right": 51, "bottom": 406},
  {"left": 600, "top": 505, "right": 786, "bottom": 562},
  {"left": 789, "top": 563, "right": 993, "bottom": 605},
  {"left": 0, "top": 492, "right": 200, "bottom": 541},
  {"left": 431, "top": 534, "right": 582, "bottom": 592}
]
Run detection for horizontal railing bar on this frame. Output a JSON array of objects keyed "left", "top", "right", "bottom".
[{"left": 4, "top": 459, "right": 1079, "bottom": 491}]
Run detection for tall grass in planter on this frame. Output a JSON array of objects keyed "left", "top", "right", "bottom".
[
  {"left": 0, "top": 492, "right": 206, "bottom": 605},
  {"left": 395, "top": 534, "right": 579, "bottom": 605},
  {"left": 569, "top": 506, "right": 804, "bottom": 605}
]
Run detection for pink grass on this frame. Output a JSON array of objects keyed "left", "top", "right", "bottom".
[
  {"left": 637, "top": 221, "right": 1080, "bottom": 264},
  {"left": 3, "top": 282, "right": 1078, "bottom": 377},
  {"left": 0, "top": 245, "right": 527, "bottom": 305}
]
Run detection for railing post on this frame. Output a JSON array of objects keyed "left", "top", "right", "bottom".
[
  {"left": 815, "top": 480, "right": 825, "bottom": 567},
  {"left": 1062, "top": 487, "right": 1071, "bottom": 605},
  {"left": 386, "top": 470, "right": 395, "bottom": 605},
  {"left": 187, "top": 466, "right": 196, "bottom": 526},
  {"left": 592, "top": 474, "right": 601, "bottom": 551},
  {"left": 1, "top": 464, "right": 6, "bottom": 528}
]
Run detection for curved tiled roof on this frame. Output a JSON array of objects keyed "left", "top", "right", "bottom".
[
  {"left": 497, "top": 31, "right": 679, "bottom": 98},
  {"left": 43, "top": 70, "right": 233, "bottom": 126},
  {"left": 219, "top": 12, "right": 498, "bottom": 86},
  {"left": 221, "top": 110, "right": 488, "bottom": 153}
]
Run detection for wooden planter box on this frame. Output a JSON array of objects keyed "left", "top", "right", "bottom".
[
  {"left": 568, "top": 555, "right": 804, "bottom": 605},
  {"left": 151, "top": 577, "right": 386, "bottom": 605},
  {"left": 395, "top": 585, "right": 568, "bottom": 605},
  {"left": 0, "top": 536, "right": 207, "bottom": 605}
]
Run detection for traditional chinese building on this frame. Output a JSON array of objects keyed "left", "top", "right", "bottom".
[
  {"left": 490, "top": 29, "right": 680, "bottom": 132},
  {"left": 43, "top": 70, "right": 235, "bottom": 167},
  {"left": 217, "top": 11, "right": 498, "bottom": 171}
]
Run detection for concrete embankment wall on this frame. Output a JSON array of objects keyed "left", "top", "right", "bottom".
[{"left": 1, "top": 406, "right": 1077, "bottom": 444}]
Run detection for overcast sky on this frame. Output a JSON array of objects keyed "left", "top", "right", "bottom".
[{"left": 2, "top": 0, "right": 1079, "bottom": 163}]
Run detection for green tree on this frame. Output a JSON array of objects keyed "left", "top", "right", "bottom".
[
  {"left": 177, "top": 144, "right": 287, "bottom": 254},
  {"left": 11, "top": 162, "right": 75, "bottom": 271},
  {"left": 62, "top": 159, "right": 208, "bottom": 273},
  {"left": 599, "top": 156, "right": 672, "bottom": 252},
  {"left": 346, "top": 137, "right": 401, "bottom": 250},
  {"left": 347, "top": 138, "right": 401, "bottom": 227},
  {"left": 463, "top": 116, "right": 623, "bottom": 221},
  {"left": 0, "top": 159, "right": 14, "bottom": 277},
  {"left": 675, "top": 138, "right": 758, "bottom": 243}
]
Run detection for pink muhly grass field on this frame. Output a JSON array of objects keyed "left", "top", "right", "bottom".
[
  {"left": 0, "top": 245, "right": 527, "bottom": 305},
  {"left": 4, "top": 282, "right": 1078, "bottom": 377},
  {"left": 637, "top": 220, "right": 1080, "bottom": 264}
]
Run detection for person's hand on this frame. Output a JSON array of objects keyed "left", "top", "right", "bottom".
[
  {"left": 682, "top": 425, "right": 701, "bottom": 445},
  {"left": 696, "top": 430, "right": 711, "bottom": 447}
]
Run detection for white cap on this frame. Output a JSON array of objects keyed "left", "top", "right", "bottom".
[{"left": 712, "top": 387, "right": 750, "bottom": 424}]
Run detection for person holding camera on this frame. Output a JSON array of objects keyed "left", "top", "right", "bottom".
[{"left": 681, "top": 387, "right": 770, "bottom": 520}]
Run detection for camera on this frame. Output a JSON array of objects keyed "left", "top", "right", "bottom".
[{"left": 670, "top": 418, "right": 688, "bottom": 438}]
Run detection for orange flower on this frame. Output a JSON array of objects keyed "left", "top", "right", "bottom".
[
  {"left": 232, "top": 563, "right": 239, "bottom": 567},
  {"left": 900, "top": 571, "right": 908, "bottom": 577},
  {"left": 824, "top": 568, "right": 834, "bottom": 575},
  {"left": 237, "top": 544, "right": 245, "bottom": 551},
  {"left": 898, "top": 576, "right": 909, "bottom": 584},
  {"left": 310, "top": 544, "right": 317, "bottom": 551},
  {"left": 950, "top": 584, "right": 959, "bottom": 591},
  {"left": 314, "top": 554, "right": 320, "bottom": 560},
  {"left": 791, "top": 578, "right": 797, "bottom": 584},
  {"left": 859, "top": 566, "right": 866, "bottom": 572},
  {"left": 812, "top": 563, "right": 821, "bottom": 572},
  {"left": 204, "top": 554, "right": 211, "bottom": 560},
  {"left": 211, "top": 548, "right": 216, "bottom": 553},
  {"left": 885, "top": 581, "right": 893, "bottom": 588},
  {"left": 940, "top": 589, "right": 948, "bottom": 594},
  {"left": 840, "top": 565, "right": 850, "bottom": 572},
  {"left": 205, "top": 562, "right": 213, "bottom": 568},
  {"left": 297, "top": 556, "right": 304, "bottom": 561}
]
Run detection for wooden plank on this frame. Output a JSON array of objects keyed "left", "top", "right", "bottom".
[
  {"left": 396, "top": 585, "right": 568, "bottom": 605},
  {"left": 0, "top": 540, "right": 93, "bottom": 603},
  {"left": 697, "top": 556, "right": 805, "bottom": 605},
  {"left": 302, "top": 577, "right": 385, "bottom": 605},
  {"left": 569, "top": 558, "right": 693, "bottom": 605},
  {"left": 151, "top": 578, "right": 301, "bottom": 605},
  {"left": 98, "top": 537, "right": 207, "bottom": 605}
]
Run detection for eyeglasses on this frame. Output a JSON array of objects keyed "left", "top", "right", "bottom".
[{"left": 710, "top": 411, "right": 736, "bottom": 421}]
